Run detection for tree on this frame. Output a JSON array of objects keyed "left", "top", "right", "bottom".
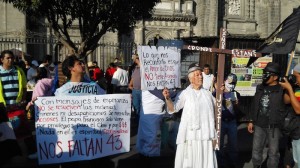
[{"left": 3, "top": 0, "right": 160, "bottom": 58}]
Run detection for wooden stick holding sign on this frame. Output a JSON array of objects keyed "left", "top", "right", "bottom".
[{"left": 182, "top": 27, "right": 262, "bottom": 150}]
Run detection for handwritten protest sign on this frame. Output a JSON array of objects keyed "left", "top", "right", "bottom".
[
  {"left": 138, "top": 46, "right": 181, "bottom": 90},
  {"left": 34, "top": 94, "right": 131, "bottom": 165},
  {"left": 231, "top": 56, "right": 272, "bottom": 96}
]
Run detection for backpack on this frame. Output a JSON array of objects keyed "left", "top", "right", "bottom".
[{"left": 282, "top": 107, "right": 300, "bottom": 140}]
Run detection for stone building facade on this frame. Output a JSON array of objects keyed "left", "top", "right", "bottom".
[{"left": 0, "top": 1, "right": 300, "bottom": 67}]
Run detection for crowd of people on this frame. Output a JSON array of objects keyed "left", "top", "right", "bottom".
[{"left": 2, "top": 49, "right": 300, "bottom": 168}]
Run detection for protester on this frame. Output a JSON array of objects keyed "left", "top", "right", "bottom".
[
  {"left": 279, "top": 63, "right": 300, "bottom": 168},
  {"left": 54, "top": 55, "right": 106, "bottom": 167},
  {"left": 128, "top": 54, "right": 142, "bottom": 122},
  {"left": 39, "top": 54, "right": 52, "bottom": 78},
  {"left": 202, "top": 64, "right": 215, "bottom": 92},
  {"left": 26, "top": 67, "right": 54, "bottom": 114},
  {"left": 215, "top": 73, "right": 240, "bottom": 168},
  {"left": 92, "top": 61, "right": 104, "bottom": 81},
  {"left": 49, "top": 63, "right": 56, "bottom": 79},
  {"left": 111, "top": 63, "right": 128, "bottom": 93},
  {"left": 26, "top": 60, "right": 39, "bottom": 90},
  {"left": 55, "top": 55, "right": 105, "bottom": 96},
  {"left": 136, "top": 89, "right": 166, "bottom": 157},
  {"left": 247, "top": 62, "right": 286, "bottom": 168},
  {"left": 26, "top": 67, "right": 54, "bottom": 160},
  {"left": 105, "top": 62, "right": 117, "bottom": 94},
  {"left": 0, "top": 50, "right": 28, "bottom": 164},
  {"left": 162, "top": 62, "right": 217, "bottom": 168}
]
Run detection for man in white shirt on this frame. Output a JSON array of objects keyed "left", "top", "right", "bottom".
[
  {"left": 202, "top": 64, "right": 214, "bottom": 91},
  {"left": 111, "top": 63, "right": 128, "bottom": 93}
]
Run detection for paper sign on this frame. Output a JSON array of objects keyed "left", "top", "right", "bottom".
[
  {"left": 34, "top": 94, "right": 131, "bottom": 164},
  {"left": 138, "top": 46, "right": 181, "bottom": 90}
]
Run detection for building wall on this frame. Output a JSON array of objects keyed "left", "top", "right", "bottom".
[{"left": 0, "top": 3, "right": 25, "bottom": 37}]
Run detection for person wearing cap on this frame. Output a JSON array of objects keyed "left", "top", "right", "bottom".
[
  {"left": 163, "top": 62, "right": 217, "bottom": 168},
  {"left": 129, "top": 54, "right": 142, "bottom": 122},
  {"left": 247, "top": 62, "right": 287, "bottom": 168},
  {"left": 214, "top": 73, "right": 240, "bottom": 168},
  {"left": 26, "top": 60, "right": 39, "bottom": 90},
  {"left": 279, "top": 63, "right": 300, "bottom": 168}
]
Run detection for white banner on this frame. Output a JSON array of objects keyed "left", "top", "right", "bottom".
[
  {"left": 34, "top": 94, "right": 131, "bottom": 165},
  {"left": 138, "top": 46, "right": 181, "bottom": 90}
]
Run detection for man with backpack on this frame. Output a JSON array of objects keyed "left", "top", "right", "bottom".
[{"left": 279, "top": 63, "right": 300, "bottom": 168}]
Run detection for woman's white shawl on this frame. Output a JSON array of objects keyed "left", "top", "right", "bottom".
[{"left": 170, "top": 85, "right": 216, "bottom": 144}]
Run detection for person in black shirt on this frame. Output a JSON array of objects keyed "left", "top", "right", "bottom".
[{"left": 247, "top": 62, "right": 287, "bottom": 168}]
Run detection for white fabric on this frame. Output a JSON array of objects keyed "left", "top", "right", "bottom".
[
  {"left": 202, "top": 72, "right": 214, "bottom": 91},
  {"left": 111, "top": 68, "right": 128, "bottom": 86},
  {"left": 168, "top": 85, "right": 217, "bottom": 168},
  {"left": 175, "top": 140, "right": 217, "bottom": 168},
  {"left": 55, "top": 82, "right": 105, "bottom": 96},
  {"left": 141, "top": 90, "right": 165, "bottom": 115},
  {"left": 170, "top": 85, "right": 216, "bottom": 143}
]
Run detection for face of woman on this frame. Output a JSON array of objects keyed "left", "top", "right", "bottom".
[{"left": 189, "top": 70, "right": 203, "bottom": 89}]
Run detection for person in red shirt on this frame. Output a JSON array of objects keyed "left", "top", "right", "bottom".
[{"left": 105, "top": 62, "right": 116, "bottom": 93}]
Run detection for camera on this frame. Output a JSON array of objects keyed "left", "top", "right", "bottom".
[{"left": 279, "top": 74, "right": 297, "bottom": 85}]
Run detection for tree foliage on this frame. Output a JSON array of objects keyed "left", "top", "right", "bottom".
[{"left": 3, "top": 0, "right": 160, "bottom": 58}]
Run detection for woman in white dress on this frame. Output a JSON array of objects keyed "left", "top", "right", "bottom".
[{"left": 162, "top": 62, "right": 217, "bottom": 168}]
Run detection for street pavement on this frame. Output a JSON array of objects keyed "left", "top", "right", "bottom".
[{"left": 1, "top": 123, "right": 295, "bottom": 168}]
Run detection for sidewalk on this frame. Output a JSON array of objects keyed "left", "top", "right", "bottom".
[{"left": 1, "top": 123, "right": 294, "bottom": 168}]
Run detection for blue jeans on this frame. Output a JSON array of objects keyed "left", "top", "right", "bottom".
[
  {"left": 217, "top": 119, "right": 238, "bottom": 166},
  {"left": 132, "top": 89, "right": 142, "bottom": 118},
  {"left": 252, "top": 125, "right": 281, "bottom": 167},
  {"left": 292, "top": 139, "right": 300, "bottom": 168}
]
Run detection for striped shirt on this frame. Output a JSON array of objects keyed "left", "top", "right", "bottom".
[{"left": 0, "top": 65, "right": 19, "bottom": 105}]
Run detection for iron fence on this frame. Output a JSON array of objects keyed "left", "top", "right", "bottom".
[{"left": 0, "top": 37, "right": 134, "bottom": 71}]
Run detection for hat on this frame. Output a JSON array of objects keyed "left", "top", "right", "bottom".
[
  {"left": 87, "top": 61, "right": 94, "bottom": 68},
  {"left": 225, "top": 73, "right": 237, "bottom": 84},
  {"left": 188, "top": 62, "right": 202, "bottom": 74},
  {"left": 50, "top": 63, "right": 55, "bottom": 68},
  {"left": 31, "top": 60, "right": 39, "bottom": 67},
  {"left": 264, "top": 62, "right": 280, "bottom": 74},
  {"left": 293, "top": 63, "right": 300, "bottom": 73},
  {"left": 132, "top": 54, "right": 139, "bottom": 61}
]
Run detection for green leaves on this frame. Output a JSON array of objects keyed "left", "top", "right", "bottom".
[{"left": 3, "top": 0, "right": 160, "bottom": 57}]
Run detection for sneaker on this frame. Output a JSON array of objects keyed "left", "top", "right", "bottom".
[{"left": 28, "top": 152, "right": 38, "bottom": 159}]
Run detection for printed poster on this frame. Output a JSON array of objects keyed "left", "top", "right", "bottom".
[{"left": 231, "top": 56, "right": 272, "bottom": 96}]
